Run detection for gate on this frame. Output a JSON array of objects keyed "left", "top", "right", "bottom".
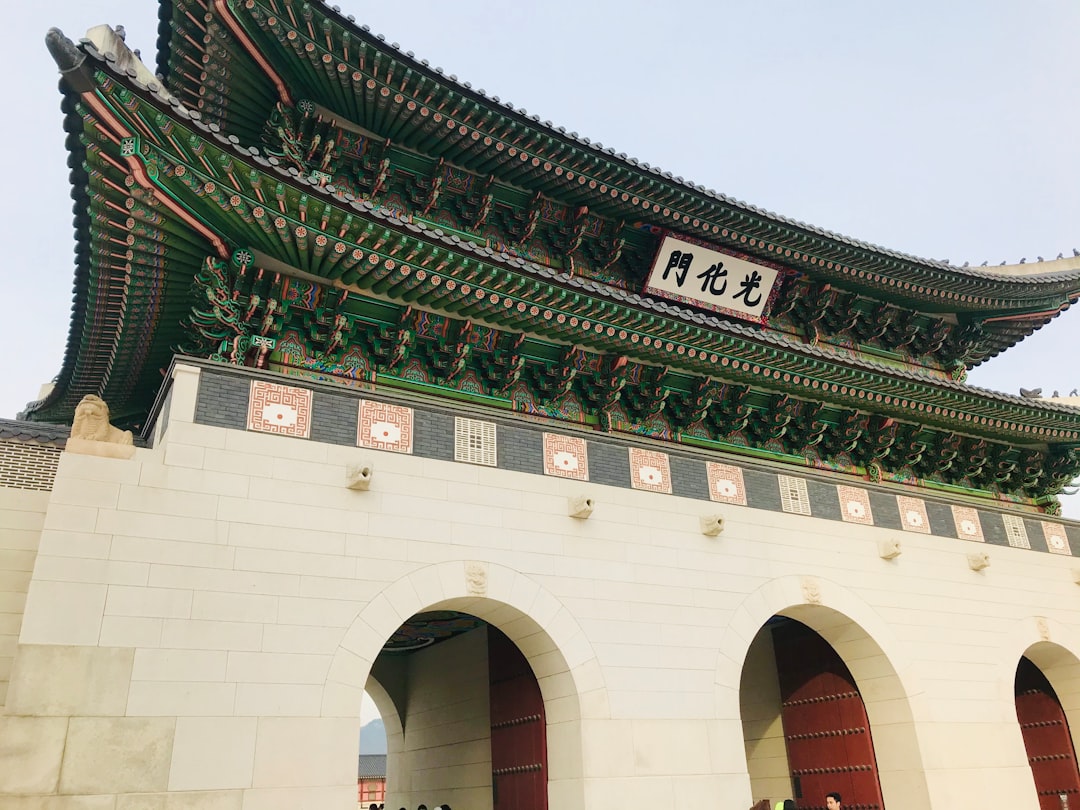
[
  {"left": 1016, "top": 656, "right": 1080, "bottom": 810},
  {"left": 489, "top": 627, "right": 547, "bottom": 810},
  {"left": 772, "top": 619, "right": 885, "bottom": 810}
]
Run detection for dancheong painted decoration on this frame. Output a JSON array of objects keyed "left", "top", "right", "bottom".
[{"left": 26, "top": 0, "right": 1080, "bottom": 513}]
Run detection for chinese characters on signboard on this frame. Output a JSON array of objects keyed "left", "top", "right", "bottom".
[{"left": 644, "top": 234, "right": 781, "bottom": 322}]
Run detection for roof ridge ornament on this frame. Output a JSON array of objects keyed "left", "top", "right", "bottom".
[{"left": 45, "top": 27, "right": 85, "bottom": 74}]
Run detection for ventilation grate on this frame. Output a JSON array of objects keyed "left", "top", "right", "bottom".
[
  {"left": 0, "top": 440, "right": 62, "bottom": 491},
  {"left": 1002, "top": 514, "right": 1031, "bottom": 549},
  {"left": 454, "top": 417, "right": 497, "bottom": 466},
  {"left": 778, "top": 475, "right": 811, "bottom": 516}
]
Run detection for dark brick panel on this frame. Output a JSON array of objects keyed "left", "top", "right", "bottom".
[
  {"left": 924, "top": 501, "right": 957, "bottom": 539},
  {"left": 808, "top": 480, "right": 841, "bottom": 522},
  {"left": 195, "top": 373, "right": 249, "bottom": 430},
  {"left": 980, "top": 513, "right": 1010, "bottom": 548},
  {"left": 310, "top": 391, "right": 359, "bottom": 447},
  {"left": 415, "top": 408, "right": 455, "bottom": 462},
  {"left": 670, "top": 454, "right": 710, "bottom": 501},
  {"left": 1023, "top": 519, "right": 1048, "bottom": 553},
  {"left": 587, "top": 441, "right": 631, "bottom": 489},
  {"left": 1065, "top": 525, "right": 1080, "bottom": 555},
  {"left": 498, "top": 425, "right": 543, "bottom": 475},
  {"left": 868, "top": 492, "right": 903, "bottom": 531},
  {"left": 744, "top": 469, "right": 781, "bottom": 513}
]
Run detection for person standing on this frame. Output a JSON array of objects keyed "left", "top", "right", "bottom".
[{"left": 825, "top": 792, "right": 842, "bottom": 810}]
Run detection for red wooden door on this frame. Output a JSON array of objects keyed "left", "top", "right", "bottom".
[
  {"left": 772, "top": 619, "right": 885, "bottom": 810},
  {"left": 1016, "top": 656, "right": 1080, "bottom": 810},
  {"left": 489, "top": 627, "right": 547, "bottom": 810}
]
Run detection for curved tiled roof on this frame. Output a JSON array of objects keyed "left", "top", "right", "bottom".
[
  {"left": 154, "top": 0, "right": 1080, "bottom": 302},
  {"left": 0, "top": 419, "right": 70, "bottom": 447}
]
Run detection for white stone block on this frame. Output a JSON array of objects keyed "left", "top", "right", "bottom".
[
  {"left": 132, "top": 649, "right": 228, "bottom": 682},
  {"left": 149, "top": 565, "right": 298, "bottom": 598},
  {"left": 229, "top": 521, "right": 347, "bottom": 556},
  {"left": 167, "top": 363, "right": 202, "bottom": 424},
  {"left": 49, "top": 476, "right": 121, "bottom": 509},
  {"left": 169, "top": 716, "right": 257, "bottom": 791},
  {"left": 126, "top": 681, "right": 237, "bottom": 717},
  {"left": 225, "top": 651, "right": 332, "bottom": 684},
  {"left": 233, "top": 546, "right": 357, "bottom": 579},
  {"left": 163, "top": 442, "right": 206, "bottom": 470},
  {"left": 20, "top": 581, "right": 106, "bottom": 645},
  {"left": 191, "top": 590, "right": 278, "bottom": 624},
  {"left": 139, "top": 461, "right": 250, "bottom": 499},
  {"left": 261, "top": 624, "right": 343, "bottom": 655},
  {"left": 106, "top": 585, "right": 193, "bottom": 619},
  {"left": 33, "top": 555, "right": 149, "bottom": 587},
  {"left": 251, "top": 717, "right": 357, "bottom": 788},
  {"left": 0, "top": 715, "right": 68, "bottom": 793},
  {"left": 234, "top": 683, "right": 323, "bottom": 717},
  {"left": 99, "top": 615, "right": 163, "bottom": 648},
  {"left": 96, "top": 509, "right": 220, "bottom": 545},
  {"left": 56, "top": 451, "right": 142, "bottom": 485},
  {"left": 276, "top": 596, "right": 361, "bottom": 629},
  {"left": 161, "top": 618, "right": 263, "bottom": 652},
  {"left": 37, "top": 529, "right": 111, "bottom": 559},
  {"left": 6, "top": 644, "right": 133, "bottom": 716},
  {"left": 41, "top": 504, "right": 98, "bottom": 533},
  {"left": 60, "top": 717, "right": 175, "bottom": 794}
]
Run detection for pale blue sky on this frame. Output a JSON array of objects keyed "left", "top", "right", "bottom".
[{"left": 3, "top": 1, "right": 1078, "bottom": 513}]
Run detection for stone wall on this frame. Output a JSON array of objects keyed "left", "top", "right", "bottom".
[
  {"left": 0, "top": 487, "right": 50, "bottom": 707},
  {"left": 1, "top": 361, "right": 1079, "bottom": 809},
  {"left": 0, "top": 435, "right": 62, "bottom": 707}
]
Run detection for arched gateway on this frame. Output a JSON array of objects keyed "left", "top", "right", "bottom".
[
  {"left": 325, "top": 562, "right": 596, "bottom": 809},
  {"left": 730, "top": 579, "right": 930, "bottom": 809}
]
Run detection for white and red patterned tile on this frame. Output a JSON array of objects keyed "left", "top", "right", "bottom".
[
  {"left": 951, "top": 506, "right": 984, "bottom": 542},
  {"left": 896, "top": 496, "right": 931, "bottom": 534},
  {"left": 247, "top": 380, "right": 313, "bottom": 438},
  {"left": 628, "top": 447, "right": 672, "bottom": 494},
  {"left": 706, "top": 463, "right": 747, "bottom": 505},
  {"left": 357, "top": 399, "right": 414, "bottom": 454},
  {"left": 542, "top": 433, "right": 589, "bottom": 480},
  {"left": 1042, "top": 522, "right": 1072, "bottom": 555},
  {"left": 838, "top": 486, "right": 874, "bottom": 525}
]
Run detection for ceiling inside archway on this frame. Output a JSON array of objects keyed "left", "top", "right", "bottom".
[{"left": 381, "top": 610, "right": 485, "bottom": 653}]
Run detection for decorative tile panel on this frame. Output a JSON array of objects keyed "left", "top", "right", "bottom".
[
  {"left": 951, "top": 506, "right": 984, "bottom": 542},
  {"left": 1042, "top": 522, "right": 1072, "bottom": 555},
  {"left": 896, "top": 496, "right": 931, "bottom": 534},
  {"left": 706, "top": 463, "right": 747, "bottom": 505},
  {"left": 247, "top": 380, "right": 313, "bottom": 438},
  {"left": 1001, "top": 514, "right": 1031, "bottom": 549},
  {"left": 454, "top": 417, "right": 497, "bottom": 466},
  {"left": 357, "top": 399, "right": 414, "bottom": 453},
  {"left": 778, "top": 475, "right": 811, "bottom": 516},
  {"left": 837, "top": 486, "right": 874, "bottom": 525},
  {"left": 628, "top": 448, "right": 672, "bottom": 494},
  {"left": 543, "top": 433, "right": 589, "bottom": 480}
]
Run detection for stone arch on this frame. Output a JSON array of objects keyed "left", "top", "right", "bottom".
[
  {"left": 999, "top": 616, "right": 1080, "bottom": 720},
  {"left": 321, "top": 560, "right": 606, "bottom": 805},
  {"left": 999, "top": 615, "right": 1080, "bottom": 795},
  {"left": 718, "top": 574, "right": 931, "bottom": 808},
  {"left": 363, "top": 672, "right": 408, "bottom": 799}
]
